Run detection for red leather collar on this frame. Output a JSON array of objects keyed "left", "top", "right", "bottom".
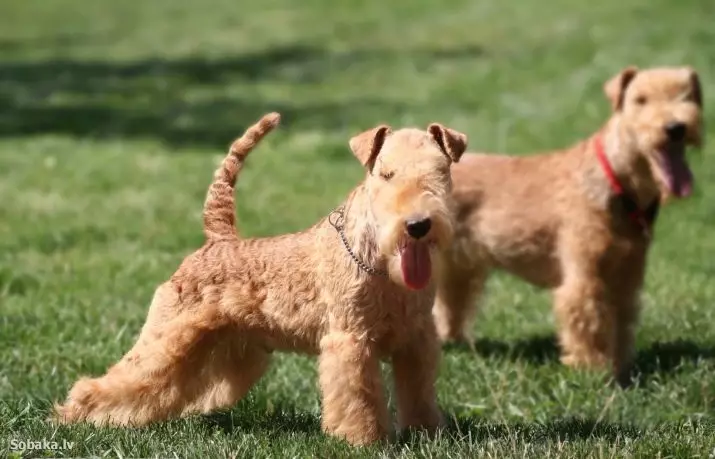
[{"left": 593, "top": 135, "right": 659, "bottom": 238}]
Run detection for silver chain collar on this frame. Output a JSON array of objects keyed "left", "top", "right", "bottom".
[{"left": 328, "top": 207, "right": 388, "bottom": 277}]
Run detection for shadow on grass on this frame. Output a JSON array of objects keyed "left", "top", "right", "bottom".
[
  {"left": 203, "top": 404, "right": 638, "bottom": 445},
  {"left": 445, "top": 334, "right": 715, "bottom": 384},
  {"left": 201, "top": 404, "right": 321, "bottom": 435},
  {"left": 444, "top": 335, "right": 560, "bottom": 364},
  {"left": 0, "top": 43, "right": 485, "bottom": 149},
  {"left": 631, "top": 339, "right": 715, "bottom": 385}
]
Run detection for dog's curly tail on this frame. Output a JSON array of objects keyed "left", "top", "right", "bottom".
[{"left": 203, "top": 112, "right": 281, "bottom": 241}]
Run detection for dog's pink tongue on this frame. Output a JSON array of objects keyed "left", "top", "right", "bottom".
[
  {"left": 663, "top": 152, "right": 694, "bottom": 197},
  {"left": 400, "top": 241, "right": 431, "bottom": 290}
]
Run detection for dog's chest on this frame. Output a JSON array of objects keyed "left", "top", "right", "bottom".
[
  {"left": 602, "top": 233, "right": 649, "bottom": 280},
  {"left": 366, "top": 284, "right": 435, "bottom": 350},
  {"left": 322, "top": 276, "right": 435, "bottom": 352}
]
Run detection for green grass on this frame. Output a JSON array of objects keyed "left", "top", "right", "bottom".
[{"left": 1, "top": 0, "right": 715, "bottom": 457}]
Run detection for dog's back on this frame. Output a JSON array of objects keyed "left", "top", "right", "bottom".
[{"left": 449, "top": 149, "right": 584, "bottom": 288}]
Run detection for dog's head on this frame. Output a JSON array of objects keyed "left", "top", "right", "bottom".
[
  {"left": 604, "top": 66, "right": 704, "bottom": 200},
  {"left": 349, "top": 123, "right": 467, "bottom": 290}
]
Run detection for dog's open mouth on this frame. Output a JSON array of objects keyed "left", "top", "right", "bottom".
[
  {"left": 655, "top": 144, "right": 693, "bottom": 198},
  {"left": 399, "top": 240, "right": 432, "bottom": 290}
]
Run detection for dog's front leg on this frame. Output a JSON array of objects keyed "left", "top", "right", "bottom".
[
  {"left": 318, "top": 332, "right": 389, "bottom": 445},
  {"left": 612, "top": 292, "right": 641, "bottom": 386},
  {"left": 391, "top": 322, "right": 443, "bottom": 435},
  {"left": 554, "top": 279, "right": 615, "bottom": 371}
]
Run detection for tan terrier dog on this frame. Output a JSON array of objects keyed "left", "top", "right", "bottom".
[
  {"left": 433, "top": 66, "right": 703, "bottom": 384},
  {"left": 54, "top": 113, "right": 468, "bottom": 445}
]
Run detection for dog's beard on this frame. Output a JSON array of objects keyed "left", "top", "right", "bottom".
[{"left": 377, "top": 196, "right": 454, "bottom": 291}]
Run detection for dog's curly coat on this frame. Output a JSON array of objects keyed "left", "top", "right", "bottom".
[
  {"left": 433, "top": 66, "right": 703, "bottom": 384},
  {"left": 54, "top": 112, "right": 468, "bottom": 445}
]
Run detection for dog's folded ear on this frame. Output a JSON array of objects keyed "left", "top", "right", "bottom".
[
  {"left": 604, "top": 66, "right": 639, "bottom": 111},
  {"left": 687, "top": 67, "right": 703, "bottom": 109},
  {"left": 349, "top": 125, "right": 391, "bottom": 171},
  {"left": 428, "top": 123, "right": 468, "bottom": 163}
]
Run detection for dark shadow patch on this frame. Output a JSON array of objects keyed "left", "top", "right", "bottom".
[
  {"left": 204, "top": 404, "right": 637, "bottom": 445},
  {"left": 444, "top": 335, "right": 561, "bottom": 365},
  {"left": 0, "top": 44, "right": 486, "bottom": 149},
  {"left": 0, "top": 96, "right": 409, "bottom": 149},
  {"left": 201, "top": 403, "right": 320, "bottom": 435},
  {"left": 446, "top": 334, "right": 715, "bottom": 388},
  {"left": 0, "top": 267, "right": 41, "bottom": 296},
  {"left": 627, "top": 339, "right": 715, "bottom": 386}
]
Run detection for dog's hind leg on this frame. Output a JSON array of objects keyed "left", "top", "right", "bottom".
[
  {"left": 54, "top": 283, "right": 269, "bottom": 426},
  {"left": 433, "top": 264, "right": 487, "bottom": 344},
  {"left": 178, "top": 332, "right": 271, "bottom": 417}
]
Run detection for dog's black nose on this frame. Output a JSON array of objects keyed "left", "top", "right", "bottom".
[
  {"left": 406, "top": 217, "right": 432, "bottom": 239},
  {"left": 665, "top": 121, "right": 686, "bottom": 142}
]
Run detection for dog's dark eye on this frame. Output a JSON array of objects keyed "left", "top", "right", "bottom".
[
  {"left": 380, "top": 171, "right": 395, "bottom": 181},
  {"left": 635, "top": 95, "right": 648, "bottom": 105}
]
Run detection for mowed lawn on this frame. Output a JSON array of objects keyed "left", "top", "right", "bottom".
[{"left": 1, "top": 0, "right": 715, "bottom": 457}]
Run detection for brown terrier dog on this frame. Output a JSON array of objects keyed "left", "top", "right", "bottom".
[
  {"left": 433, "top": 66, "right": 703, "bottom": 384},
  {"left": 54, "top": 113, "right": 468, "bottom": 445}
]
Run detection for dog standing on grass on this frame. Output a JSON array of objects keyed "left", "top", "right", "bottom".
[
  {"left": 54, "top": 112, "right": 468, "bottom": 445},
  {"left": 433, "top": 66, "right": 703, "bottom": 384}
]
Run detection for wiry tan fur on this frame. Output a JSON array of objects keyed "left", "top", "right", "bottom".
[
  {"left": 433, "top": 66, "right": 704, "bottom": 384},
  {"left": 53, "top": 113, "right": 469, "bottom": 445}
]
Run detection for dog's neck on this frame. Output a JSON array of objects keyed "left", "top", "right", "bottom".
[
  {"left": 583, "top": 118, "right": 661, "bottom": 210},
  {"left": 340, "top": 185, "right": 389, "bottom": 274}
]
